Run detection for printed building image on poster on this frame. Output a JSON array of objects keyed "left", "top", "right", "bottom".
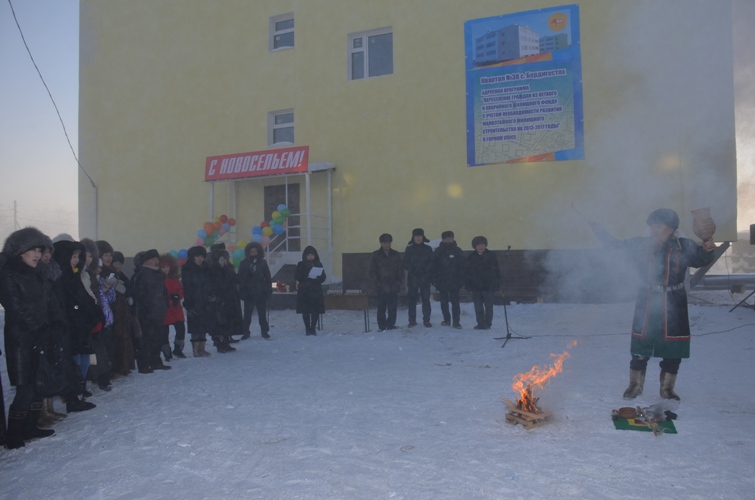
[{"left": 464, "top": 5, "right": 583, "bottom": 166}]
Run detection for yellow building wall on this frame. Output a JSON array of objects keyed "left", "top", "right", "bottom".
[{"left": 79, "top": 0, "right": 737, "bottom": 279}]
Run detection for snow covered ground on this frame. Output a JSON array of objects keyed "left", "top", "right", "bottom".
[{"left": 1, "top": 291, "right": 754, "bottom": 499}]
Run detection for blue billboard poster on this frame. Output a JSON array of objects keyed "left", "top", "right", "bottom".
[{"left": 465, "top": 5, "right": 583, "bottom": 166}]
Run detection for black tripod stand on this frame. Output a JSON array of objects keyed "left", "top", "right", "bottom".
[{"left": 493, "top": 246, "right": 531, "bottom": 349}]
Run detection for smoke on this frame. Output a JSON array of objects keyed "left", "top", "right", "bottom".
[
  {"left": 533, "top": 1, "right": 741, "bottom": 302},
  {"left": 734, "top": 0, "right": 755, "bottom": 230}
]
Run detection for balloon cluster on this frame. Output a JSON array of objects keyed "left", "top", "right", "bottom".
[
  {"left": 195, "top": 214, "right": 236, "bottom": 247},
  {"left": 167, "top": 248, "right": 189, "bottom": 267},
  {"left": 251, "top": 204, "right": 291, "bottom": 247}
]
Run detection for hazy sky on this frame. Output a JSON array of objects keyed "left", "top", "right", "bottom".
[{"left": 0, "top": 1, "right": 753, "bottom": 245}]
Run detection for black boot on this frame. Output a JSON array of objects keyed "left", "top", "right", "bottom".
[
  {"left": 81, "top": 381, "right": 93, "bottom": 398},
  {"left": 172, "top": 340, "right": 187, "bottom": 359},
  {"left": 214, "top": 336, "right": 230, "bottom": 353},
  {"left": 66, "top": 396, "right": 96, "bottom": 412},
  {"left": 23, "top": 402, "right": 55, "bottom": 441},
  {"left": 4, "top": 410, "right": 26, "bottom": 449},
  {"left": 161, "top": 344, "right": 173, "bottom": 362},
  {"left": 223, "top": 337, "right": 236, "bottom": 352}
]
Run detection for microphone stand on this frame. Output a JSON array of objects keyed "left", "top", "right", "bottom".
[{"left": 494, "top": 245, "right": 531, "bottom": 349}]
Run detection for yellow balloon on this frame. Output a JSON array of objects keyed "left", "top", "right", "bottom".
[
  {"left": 262, "top": 226, "right": 273, "bottom": 237},
  {"left": 272, "top": 211, "right": 282, "bottom": 219},
  {"left": 236, "top": 240, "right": 247, "bottom": 248}
]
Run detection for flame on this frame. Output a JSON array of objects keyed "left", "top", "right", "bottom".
[{"left": 512, "top": 341, "right": 577, "bottom": 413}]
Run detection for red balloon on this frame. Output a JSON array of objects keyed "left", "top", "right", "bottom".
[
  {"left": 228, "top": 218, "right": 236, "bottom": 226},
  {"left": 260, "top": 221, "right": 270, "bottom": 228},
  {"left": 220, "top": 214, "right": 229, "bottom": 223}
]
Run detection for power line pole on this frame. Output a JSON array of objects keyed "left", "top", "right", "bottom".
[{"left": 14, "top": 200, "right": 21, "bottom": 230}]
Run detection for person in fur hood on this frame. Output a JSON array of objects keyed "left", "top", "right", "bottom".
[
  {"left": 237, "top": 242, "right": 272, "bottom": 339},
  {"left": 51, "top": 240, "right": 100, "bottom": 413},
  {"left": 0, "top": 227, "right": 65, "bottom": 449}
]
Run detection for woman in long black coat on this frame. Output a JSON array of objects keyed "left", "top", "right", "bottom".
[
  {"left": 181, "top": 246, "right": 212, "bottom": 357},
  {"left": 51, "top": 240, "right": 103, "bottom": 409},
  {"left": 0, "top": 227, "right": 65, "bottom": 449},
  {"left": 294, "top": 245, "right": 326, "bottom": 336},
  {"left": 237, "top": 242, "right": 272, "bottom": 339},
  {"left": 206, "top": 249, "right": 240, "bottom": 353}
]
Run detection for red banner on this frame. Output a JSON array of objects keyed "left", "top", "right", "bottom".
[{"left": 205, "top": 145, "right": 309, "bottom": 181}]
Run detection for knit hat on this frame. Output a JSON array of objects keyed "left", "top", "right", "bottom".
[
  {"left": 471, "top": 236, "right": 488, "bottom": 248},
  {"left": 187, "top": 246, "right": 207, "bottom": 259},
  {"left": 441, "top": 231, "right": 455, "bottom": 240},
  {"left": 2, "top": 227, "right": 50, "bottom": 257},
  {"left": 95, "top": 240, "right": 114, "bottom": 257},
  {"left": 379, "top": 233, "right": 393, "bottom": 243},
  {"left": 141, "top": 249, "right": 160, "bottom": 263},
  {"left": 112, "top": 251, "right": 125, "bottom": 264},
  {"left": 647, "top": 208, "right": 679, "bottom": 230}
]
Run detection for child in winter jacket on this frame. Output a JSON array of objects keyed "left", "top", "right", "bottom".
[{"left": 160, "top": 254, "right": 186, "bottom": 359}]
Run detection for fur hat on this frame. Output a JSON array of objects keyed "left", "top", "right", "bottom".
[
  {"left": 2, "top": 227, "right": 50, "bottom": 257},
  {"left": 80, "top": 238, "right": 100, "bottom": 273},
  {"left": 647, "top": 208, "right": 679, "bottom": 230},
  {"left": 245, "top": 242, "right": 265, "bottom": 259},
  {"left": 410, "top": 228, "right": 430, "bottom": 244},
  {"left": 52, "top": 233, "right": 75, "bottom": 243},
  {"left": 210, "top": 242, "right": 226, "bottom": 253},
  {"left": 159, "top": 253, "right": 179, "bottom": 278},
  {"left": 141, "top": 249, "right": 160, "bottom": 263},
  {"left": 379, "top": 233, "right": 393, "bottom": 243},
  {"left": 52, "top": 240, "right": 85, "bottom": 271},
  {"left": 441, "top": 231, "right": 455, "bottom": 240},
  {"left": 471, "top": 236, "right": 488, "bottom": 248},
  {"left": 187, "top": 246, "right": 207, "bottom": 259},
  {"left": 112, "top": 251, "right": 125, "bottom": 264},
  {"left": 95, "top": 240, "right": 114, "bottom": 257}
]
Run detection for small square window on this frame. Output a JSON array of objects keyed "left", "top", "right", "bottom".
[
  {"left": 348, "top": 27, "right": 393, "bottom": 81},
  {"left": 270, "top": 13, "right": 294, "bottom": 51},
  {"left": 268, "top": 110, "right": 294, "bottom": 146}
]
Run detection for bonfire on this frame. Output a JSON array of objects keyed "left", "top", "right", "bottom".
[{"left": 502, "top": 341, "right": 576, "bottom": 429}]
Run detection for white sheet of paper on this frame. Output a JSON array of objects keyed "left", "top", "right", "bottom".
[{"left": 308, "top": 266, "right": 323, "bottom": 279}]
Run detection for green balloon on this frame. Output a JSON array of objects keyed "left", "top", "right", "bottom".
[{"left": 204, "top": 236, "right": 214, "bottom": 246}]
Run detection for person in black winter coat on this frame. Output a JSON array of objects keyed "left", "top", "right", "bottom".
[
  {"left": 206, "top": 248, "right": 240, "bottom": 352},
  {"left": 238, "top": 242, "right": 272, "bottom": 339},
  {"left": 466, "top": 236, "right": 500, "bottom": 330},
  {"left": 403, "top": 228, "right": 434, "bottom": 328},
  {"left": 433, "top": 231, "right": 466, "bottom": 329},
  {"left": 295, "top": 245, "right": 326, "bottom": 336},
  {"left": 181, "top": 246, "right": 212, "bottom": 357},
  {"left": 0, "top": 227, "right": 64, "bottom": 449},
  {"left": 133, "top": 249, "right": 171, "bottom": 371},
  {"left": 369, "top": 233, "right": 404, "bottom": 331},
  {"left": 50, "top": 240, "right": 100, "bottom": 413}
]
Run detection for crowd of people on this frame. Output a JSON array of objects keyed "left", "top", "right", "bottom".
[
  {"left": 0, "top": 208, "right": 715, "bottom": 450},
  {"left": 0, "top": 228, "right": 281, "bottom": 450}
]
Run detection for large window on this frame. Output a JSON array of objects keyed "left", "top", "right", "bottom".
[
  {"left": 268, "top": 110, "right": 294, "bottom": 146},
  {"left": 270, "top": 13, "right": 294, "bottom": 51},
  {"left": 348, "top": 27, "right": 393, "bottom": 80}
]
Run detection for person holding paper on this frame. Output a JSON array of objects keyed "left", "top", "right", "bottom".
[{"left": 295, "top": 246, "right": 326, "bottom": 336}]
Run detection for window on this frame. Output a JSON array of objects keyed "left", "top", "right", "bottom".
[
  {"left": 348, "top": 27, "right": 393, "bottom": 80},
  {"left": 268, "top": 110, "right": 294, "bottom": 146},
  {"left": 270, "top": 13, "right": 294, "bottom": 51}
]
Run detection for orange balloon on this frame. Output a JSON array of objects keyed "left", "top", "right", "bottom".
[
  {"left": 227, "top": 245, "right": 236, "bottom": 253},
  {"left": 228, "top": 218, "right": 236, "bottom": 226},
  {"left": 203, "top": 222, "right": 214, "bottom": 233}
]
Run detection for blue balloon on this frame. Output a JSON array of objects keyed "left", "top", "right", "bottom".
[
  {"left": 251, "top": 233, "right": 263, "bottom": 243},
  {"left": 272, "top": 224, "right": 285, "bottom": 235},
  {"left": 277, "top": 203, "right": 287, "bottom": 212},
  {"left": 178, "top": 249, "right": 188, "bottom": 258},
  {"left": 222, "top": 222, "right": 231, "bottom": 232},
  {"left": 252, "top": 226, "right": 262, "bottom": 235},
  {"left": 197, "top": 229, "right": 207, "bottom": 238}
]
